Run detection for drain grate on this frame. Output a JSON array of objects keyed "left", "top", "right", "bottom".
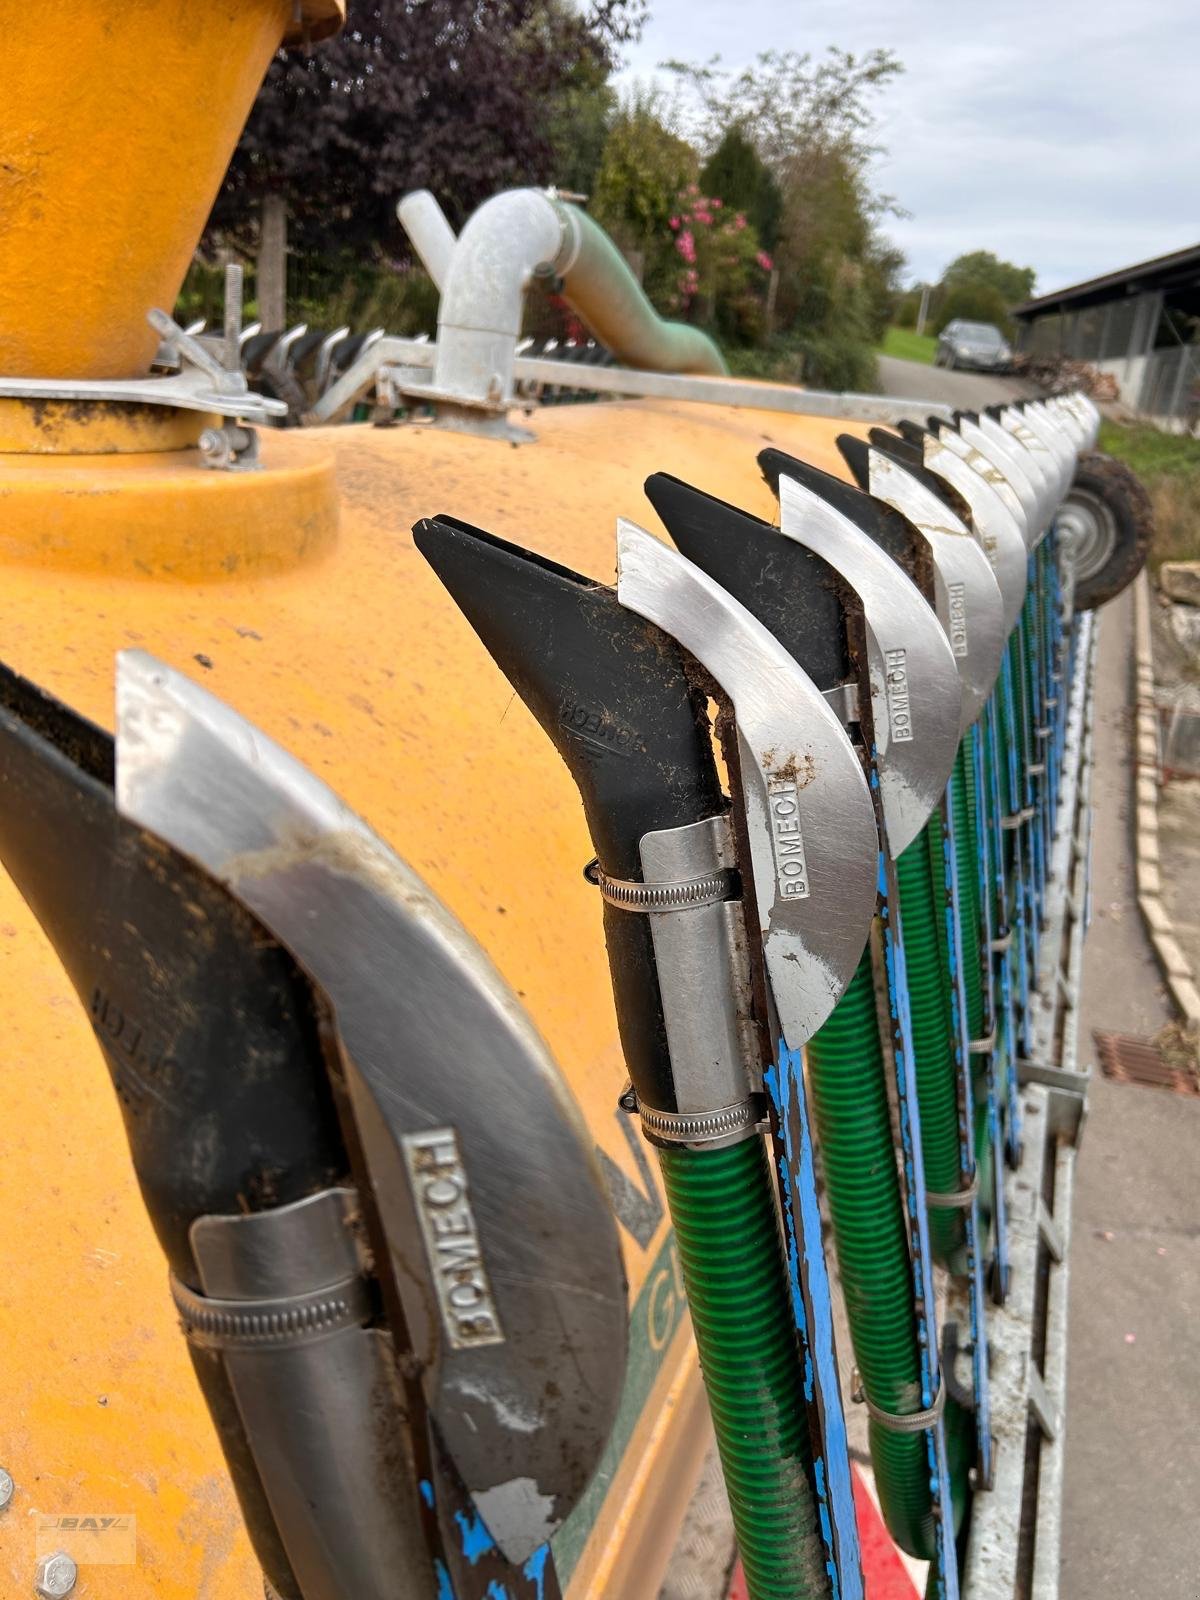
[{"left": 1093, "top": 1031, "right": 1200, "bottom": 1095}]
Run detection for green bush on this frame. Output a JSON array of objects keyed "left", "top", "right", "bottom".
[
  {"left": 176, "top": 254, "right": 440, "bottom": 337},
  {"left": 934, "top": 281, "right": 1011, "bottom": 338}
]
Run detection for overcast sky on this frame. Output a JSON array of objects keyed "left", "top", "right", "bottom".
[{"left": 617, "top": 0, "right": 1198, "bottom": 296}]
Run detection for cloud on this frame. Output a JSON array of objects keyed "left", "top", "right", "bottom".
[{"left": 616, "top": 0, "right": 1199, "bottom": 293}]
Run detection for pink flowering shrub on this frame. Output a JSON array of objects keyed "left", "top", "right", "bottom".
[{"left": 665, "top": 188, "right": 773, "bottom": 344}]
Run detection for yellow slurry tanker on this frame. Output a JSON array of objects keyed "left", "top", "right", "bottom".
[{"left": 0, "top": 7, "right": 1146, "bottom": 1600}]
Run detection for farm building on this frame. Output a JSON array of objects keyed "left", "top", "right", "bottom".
[{"left": 1013, "top": 242, "right": 1200, "bottom": 421}]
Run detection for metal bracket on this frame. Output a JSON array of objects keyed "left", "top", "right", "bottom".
[
  {"left": 1017, "top": 1059, "right": 1091, "bottom": 1145},
  {"left": 1037, "top": 1199, "right": 1065, "bottom": 1264},
  {"left": 1027, "top": 1366, "right": 1060, "bottom": 1443},
  {"left": 0, "top": 307, "right": 286, "bottom": 426},
  {"left": 198, "top": 423, "right": 261, "bottom": 473},
  {"left": 822, "top": 681, "right": 861, "bottom": 724}
]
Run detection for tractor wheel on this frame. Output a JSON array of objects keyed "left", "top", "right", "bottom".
[{"left": 1058, "top": 450, "right": 1153, "bottom": 610}]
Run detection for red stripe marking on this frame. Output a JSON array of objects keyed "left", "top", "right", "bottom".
[
  {"left": 852, "top": 1465, "right": 921, "bottom": 1599},
  {"left": 723, "top": 1466, "right": 919, "bottom": 1600}
]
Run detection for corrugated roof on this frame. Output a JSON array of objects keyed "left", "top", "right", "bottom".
[{"left": 1013, "top": 241, "right": 1200, "bottom": 318}]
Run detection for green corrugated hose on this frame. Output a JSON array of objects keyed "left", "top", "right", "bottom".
[
  {"left": 805, "top": 954, "right": 937, "bottom": 1560},
  {"left": 658, "top": 1138, "right": 830, "bottom": 1599},
  {"left": 955, "top": 741, "right": 996, "bottom": 1231},
  {"left": 897, "top": 829, "right": 963, "bottom": 1265},
  {"left": 948, "top": 746, "right": 984, "bottom": 1046}
]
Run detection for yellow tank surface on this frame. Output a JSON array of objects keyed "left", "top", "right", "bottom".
[
  {"left": 0, "top": 396, "right": 868, "bottom": 1598},
  {"left": 0, "top": 0, "right": 343, "bottom": 382}
]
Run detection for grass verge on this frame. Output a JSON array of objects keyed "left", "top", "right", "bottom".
[
  {"left": 1099, "top": 420, "right": 1200, "bottom": 570},
  {"left": 877, "top": 326, "right": 938, "bottom": 365}
]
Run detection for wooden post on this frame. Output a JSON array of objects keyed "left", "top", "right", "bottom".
[
  {"left": 765, "top": 269, "right": 779, "bottom": 335},
  {"left": 916, "top": 282, "right": 931, "bottom": 336},
  {"left": 257, "top": 193, "right": 288, "bottom": 331}
]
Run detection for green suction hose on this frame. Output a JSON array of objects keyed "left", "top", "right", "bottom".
[
  {"left": 948, "top": 746, "right": 984, "bottom": 1046},
  {"left": 949, "top": 742, "right": 997, "bottom": 1231},
  {"left": 805, "top": 953, "right": 937, "bottom": 1560},
  {"left": 659, "top": 1137, "right": 830, "bottom": 1599},
  {"left": 897, "top": 831, "right": 963, "bottom": 1266}
]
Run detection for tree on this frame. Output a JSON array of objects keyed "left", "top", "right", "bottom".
[
  {"left": 666, "top": 49, "right": 906, "bottom": 386},
  {"left": 700, "top": 127, "right": 782, "bottom": 251},
  {"left": 935, "top": 281, "right": 1013, "bottom": 337},
  {"left": 590, "top": 90, "right": 698, "bottom": 301},
  {"left": 942, "top": 250, "right": 1036, "bottom": 309},
  {"left": 207, "top": 0, "right": 644, "bottom": 315}
]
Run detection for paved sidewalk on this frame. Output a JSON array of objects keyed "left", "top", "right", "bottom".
[{"left": 1061, "top": 584, "right": 1200, "bottom": 1599}]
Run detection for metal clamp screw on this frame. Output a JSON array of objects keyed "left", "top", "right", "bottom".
[
  {"left": 35, "top": 1552, "right": 77, "bottom": 1598},
  {"left": 0, "top": 1467, "right": 12, "bottom": 1510},
  {"left": 199, "top": 424, "right": 260, "bottom": 473}
]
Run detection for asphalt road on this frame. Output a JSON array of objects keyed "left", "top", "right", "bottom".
[{"left": 875, "top": 352, "right": 1030, "bottom": 410}]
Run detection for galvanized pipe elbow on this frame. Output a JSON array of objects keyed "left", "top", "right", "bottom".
[
  {"left": 430, "top": 188, "right": 727, "bottom": 409},
  {"left": 433, "top": 189, "right": 576, "bottom": 406}
]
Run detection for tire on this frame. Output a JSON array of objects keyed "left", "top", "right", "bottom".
[{"left": 1058, "top": 451, "right": 1153, "bottom": 610}]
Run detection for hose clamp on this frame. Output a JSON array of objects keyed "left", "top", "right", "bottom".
[
  {"left": 991, "top": 929, "right": 1013, "bottom": 953},
  {"left": 968, "top": 1029, "right": 996, "bottom": 1055},
  {"left": 851, "top": 1372, "right": 946, "bottom": 1434},
  {"left": 639, "top": 1099, "right": 759, "bottom": 1147},
  {"left": 171, "top": 1272, "right": 371, "bottom": 1351},
  {"left": 1036, "top": 724, "right": 1052, "bottom": 739},
  {"left": 1028, "top": 762, "right": 1046, "bottom": 777},
  {"left": 926, "top": 1167, "right": 980, "bottom": 1210},
  {"left": 583, "top": 857, "right": 736, "bottom": 914},
  {"left": 1001, "top": 807, "right": 1036, "bottom": 831}
]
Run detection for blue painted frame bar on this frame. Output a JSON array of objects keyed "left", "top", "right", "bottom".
[
  {"left": 877, "top": 841, "right": 960, "bottom": 1600},
  {"left": 932, "top": 787, "right": 994, "bottom": 1487},
  {"left": 766, "top": 1043, "right": 865, "bottom": 1600}
]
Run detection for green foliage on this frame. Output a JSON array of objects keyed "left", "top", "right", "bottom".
[
  {"left": 590, "top": 91, "right": 699, "bottom": 304},
  {"left": 1099, "top": 419, "right": 1200, "bottom": 570},
  {"left": 943, "top": 250, "right": 1035, "bottom": 309},
  {"left": 545, "top": 75, "right": 617, "bottom": 196},
  {"left": 289, "top": 259, "right": 440, "bottom": 335},
  {"left": 700, "top": 128, "right": 782, "bottom": 250},
  {"left": 667, "top": 49, "right": 905, "bottom": 385},
  {"left": 176, "top": 254, "right": 440, "bottom": 337},
  {"left": 1099, "top": 419, "right": 1200, "bottom": 481},
  {"left": 934, "top": 280, "right": 1012, "bottom": 337},
  {"left": 878, "top": 326, "right": 937, "bottom": 364},
  {"left": 727, "top": 328, "right": 877, "bottom": 392},
  {"left": 665, "top": 188, "right": 773, "bottom": 346},
  {"left": 892, "top": 284, "right": 927, "bottom": 329}
]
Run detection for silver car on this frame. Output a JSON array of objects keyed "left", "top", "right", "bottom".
[{"left": 934, "top": 319, "right": 1013, "bottom": 371}]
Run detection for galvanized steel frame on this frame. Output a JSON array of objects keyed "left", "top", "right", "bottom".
[
  {"left": 959, "top": 605, "right": 1096, "bottom": 1600},
  {"left": 307, "top": 334, "right": 954, "bottom": 428}
]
